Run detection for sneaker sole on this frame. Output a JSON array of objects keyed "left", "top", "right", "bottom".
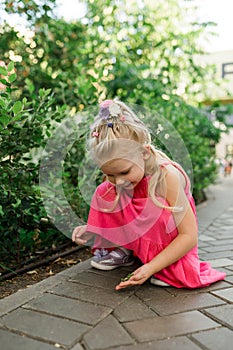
[
  {"left": 91, "top": 259, "right": 134, "bottom": 271},
  {"left": 150, "top": 277, "right": 171, "bottom": 287}
]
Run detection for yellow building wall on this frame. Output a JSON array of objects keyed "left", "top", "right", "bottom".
[
  {"left": 200, "top": 50, "right": 233, "bottom": 102},
  {"left": 198, "top": 51, "right": 233, "bottom": 160}
]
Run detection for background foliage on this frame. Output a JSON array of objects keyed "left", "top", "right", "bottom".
[{"left": 0, "top": 0, "right": 226, "bottom": 268}]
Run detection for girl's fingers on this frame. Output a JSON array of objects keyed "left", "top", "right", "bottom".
[
  {"left": 72, "top": 225, "right": 87, "bottom": 242},
  {"left": 115, "top": 269, "right": 151, "bottom": 290},
  {"left": 76, "top": 240, "right": 87, "bottom": 245},
  {"left": 115, "top": 281, "right": 137, "bottom": 290},
  {"left": 73, "top": 234, "right": 87, "bottom": 245},
  {"left": 115, "top": 283, "right": 130, "bottom": 290},
  {"left": 71, "top": 231, "right": 77, "bottom": 241},
  {"left": 115, "top": 276, "right": 143, "bottom": 290}
]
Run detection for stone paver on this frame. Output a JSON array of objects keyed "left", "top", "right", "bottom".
[
  {"left": 226, "top": 265, "right": 233, "bottom": 271},
  {"left": 70, "top": 344, "right": 84, "bottom": 350},
  {"left": 205, "top": 258, "right": 233, "bottom": 268},
  {"left": 165, "top": 280, "right": 231, "bottom": 295},
  {"left": 226, "top": 275, "right": 233, "bottom": 283},
  {"left": 0, "top": 176, "right": 233, "bottom": 350},
  {"left": 203, "top": 304, "right": 233, "bottom": 328},
  {"left": 23, "top": 292, "right": 112, "bottom": 325},
  {"left": 202, "top": 243, "right": 233, "bottom": 253},
  {"left": 106, "top": 336, "right": 202, "bottom": 350},
  {"left": 199, "top": 251, "right": 233, "bottom": 260},
  {"left": 113, "top": 294, "right": 156, "bottom": 321},
  {"left": 1, "top": 307, "right": 90, "bottom": 346},
  {"left": 0, "top": 328, "right": 56, "bottom": 350},
  {"left": 136, "top": 285, "right": 225, "bottom": 315},
  {"left": 51, "top": 280, "right": 133, "bottom": 308},
  {"left": 212, "top": 287, "right": 233, "bottom": 302},
  {"left": 124, "top": 310, "right": 220, "bottom": 342},
  {"left": 83, "top": 314, "right": 133, "bottom": 349},
  {"left": 0, "top": 276, "right": 64, "bottom": 317},
  {"left": 191, "top": 327, "right": 233, "bottom": 350},
  {"left": 69, "top": 270, "right": 126, "bottom": 290}
]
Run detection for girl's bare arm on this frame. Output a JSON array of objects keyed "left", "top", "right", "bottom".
[{"left": 148, "top": 166, "right": 198, "bottom": 270}]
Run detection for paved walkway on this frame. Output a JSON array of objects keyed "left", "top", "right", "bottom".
[{"left": 1, "top": 175, "right": 233, "bottom": 350}]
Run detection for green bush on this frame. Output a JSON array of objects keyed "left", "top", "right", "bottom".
[{"left": 0, "top": 61, "right": 70, "bottom": 267}]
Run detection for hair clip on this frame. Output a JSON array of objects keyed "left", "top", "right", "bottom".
[
  {"left": 99, "top": 100, "right": 121, "bottom": 120},
  {"left": 109, "top": 103, "right": 121, "bottom": 117},
  {"left": 92, "top": 131, "right": 99, "bottom": 137},
  {"left": 100, "top": 100, "right": 113, "bottom": 108},
  {"left": 107, "top": 122, "right": 113, "bottom": 128},
  {"left": 99, "top": 107, "right": 110, "bottom": 120}
]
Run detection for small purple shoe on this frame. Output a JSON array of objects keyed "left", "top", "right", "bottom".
[{"left": 91, "top": 248, "right": 134, "bottom": 271}]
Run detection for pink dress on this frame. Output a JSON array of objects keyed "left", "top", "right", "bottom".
[{"left": 86, "top": 162, "right": 226, "bottom": 288}]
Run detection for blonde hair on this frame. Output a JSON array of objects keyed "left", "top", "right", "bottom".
[{"left": 88, "top": 99, "right": 178, "bottom": 212}]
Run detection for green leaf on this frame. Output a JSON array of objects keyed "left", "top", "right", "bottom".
[
  {"left": 39, "top": 88, "right": 44, "bottom": 97},
  {"left": 0, "top": 98, "right": 6, "bottom": 108},
  {"left": 0, "top": 66, "right": 7, "bottom": 76},
  {"left": 0, "top": 78, "right": 8, "bottom": 86},
  {"left": 44, "top": 88, "right": 52, "bottom": 96},
  {"left": 0, "top": 129, "right": 10, "bottom": 135},
  {"left": 12, "top": 198, "right": 21, "bottom": 209},
  {"left": 0, "top": 115, "right": 10, "bottom": 126},
  {"left": 9, "top": 73, "right": 17, "bottom": 83},
  {"left": 25, "top": 78, "right": 35, "bottom": 94},
  {"left": 12, "top": 114, "right": 24, "bottom": 122},
  {"left": 12, "top": 101, "right": 23, "bottom": 114},
  {"left": 0, "top": 205, "right": 4, "bottom": 216},
  {"left": 7, "top": 61, "right": 14, "bottom": 72}
]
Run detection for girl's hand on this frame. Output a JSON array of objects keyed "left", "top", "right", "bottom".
[
  {"left": 72, "top": 225, "right": 93, "bottom": 245},
  {"left": 115, "top": 263, "right": 154, "bottom": 290}
]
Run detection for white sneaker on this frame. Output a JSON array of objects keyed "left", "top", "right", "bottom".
[{"left": 150, "top": 276, "right": 171, "bottom": 287}]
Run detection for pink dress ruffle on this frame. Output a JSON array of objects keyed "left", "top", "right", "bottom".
[{"left": 86, "top": 162, "right": 226, "bottom": 288}]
